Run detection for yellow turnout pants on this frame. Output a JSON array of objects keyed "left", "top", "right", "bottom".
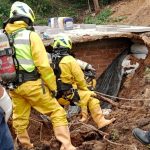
[
  {"left": 9, "top": 79, "right": 68, "bottom": 135},
  {"left": 78, "top": 90, "right": 100, "bottom": 112}
]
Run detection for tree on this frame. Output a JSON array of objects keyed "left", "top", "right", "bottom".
[{"left": 92, "top": 0, "right": 100, "bottom": 13}]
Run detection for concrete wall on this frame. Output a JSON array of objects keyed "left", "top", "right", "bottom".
[{"left": 72, "top": 38, "right": 132, "bottom": 78}]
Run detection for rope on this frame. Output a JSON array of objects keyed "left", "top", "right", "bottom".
[{"left": 95, "top": 91, "right": 150, "bottom": 101}]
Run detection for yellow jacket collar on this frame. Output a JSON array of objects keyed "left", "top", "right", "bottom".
[{"left": 5, "top": 21, "right": 28, "bottom": 34}]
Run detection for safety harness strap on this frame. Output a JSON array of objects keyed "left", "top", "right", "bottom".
[
  {"left": 0, "top": 29, "right": 40, "bottom": 89},
  {"left": 16, "top": 69, "right": 40, "bottom": 86},
  {"left": 52, "top": 52, "right": 80, "bottom": 105}
]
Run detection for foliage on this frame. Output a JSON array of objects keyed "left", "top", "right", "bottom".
[
  {"left": 69, "top": 0, "right": 87, "bottom": 9},
  {"left": 0, "top": 0, "right": 121, "bottom": 28},
  {"left": 58, "top": 7, "right": 77, "bottom": 18},
  {"left": 34, "top": 17, "right": 48, "bottom": 26},
  {"left": 101, "top": 0, "right": 111, "bottom": 5},
  {"left": 110, "top": 129, "right": 120, "bottom": 141},
  {"left": 0, "top": 0, "right": 60, "bottom": 27},
  {"left": 84, "top": 8, "right": 112, "bottom": 24},
  {"left": 111, "top": 16, "right": 127, "bottom": 23},
  {"left": 0, "top": 0, "right": 11, "bottom": 27},
  {"left": 21, "top": 0, "right": 59, "bottom": 17}
]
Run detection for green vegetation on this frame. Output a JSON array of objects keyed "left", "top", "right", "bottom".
[
  {"left": 101, "top": 0, "right": 111, "bottom": 5},
  {"left": 58, "top": 7, "right": 77, "bottom": 19},
  {"left": 84, "top": 8, "right": 112, "bottom": 24},
  {"left": 0, "top": 0, "right": 120, "bottom": 28},
  {"left": 111, "top": 16, "right": 127, "bottom": 23},
  {"left": 0, "top": 0, "right": 10, "bottom": 27},
  {"left": 110, "top": 129, "right": 120, "bottom": 141}
]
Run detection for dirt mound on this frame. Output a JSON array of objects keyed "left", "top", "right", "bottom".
[
  {"left": 111, "top": 0, "right": 150, "bottom": 26},
  {"left": 106, "top": 60, "right": 150, "bottom": 150}
]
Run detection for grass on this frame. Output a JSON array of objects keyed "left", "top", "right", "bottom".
[
  {"left": 84, "top": 7, "right": 113, "bottom": 25},
  {"left": 0, "top": 0, "right": 10, "bottom": 28},
  {"left": 35, "top": 17, "right": 48, "bottom": 26},
  {"left": 58, "top": 7, "right": 77, "bottom": 19},
  {"left": 111, "top": 16, "right": 128, "bottom": 23}
]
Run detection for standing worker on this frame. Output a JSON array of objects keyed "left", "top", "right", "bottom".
[
  {"left": 0, "top": 86, "right": 14, "bottom": 150},
  {"left": 51, "top": 35, "right": 115, "bottom": 128},
  {"left": 3, "top": 2, "right": 76, "bottom": 149}
]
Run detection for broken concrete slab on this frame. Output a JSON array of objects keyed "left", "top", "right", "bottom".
[
  {"left": 117, "top": 26, "right": 150, "bottom": 32},
  {"left": 28, "top": 24, "right": 150, "bottom": 47},
  {"left": 96, "top": 26, "right": 118, "bottom": 32},
  {"left": 80, "top": 24, "right": 96, "bottom": 29}
]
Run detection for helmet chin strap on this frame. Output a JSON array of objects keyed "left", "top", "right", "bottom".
[{"left": 53, "top": 48, "right": 70, "bottom": 56}]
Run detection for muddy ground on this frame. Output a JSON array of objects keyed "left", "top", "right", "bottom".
[{"left": 10, "top": 58, "right": 150, "bottom": 150}]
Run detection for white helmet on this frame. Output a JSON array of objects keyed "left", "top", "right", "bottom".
[{"left": 10, "top": 1, "right": 35, "bottom": 23}]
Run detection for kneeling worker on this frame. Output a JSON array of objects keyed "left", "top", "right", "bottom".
[{"left": 51, "top": 34, "right": 116, "bottom": 129}]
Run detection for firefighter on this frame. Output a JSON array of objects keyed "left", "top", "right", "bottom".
[
  {"left": 3, "top": 2, "right": 76, "bottom": 149},
  {"left": 51, "top": 34, "right": 116, "bottom": 128},
  {"left": 48, "top": 52, "right": 97, "bottom": 91},
  {"left": 0, "top": 86, "right": 14, "bottom": 150}
]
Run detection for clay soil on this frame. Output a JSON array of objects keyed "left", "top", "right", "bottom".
[{"left": 110, "top": 0, "right": 150, "bottom": 26}]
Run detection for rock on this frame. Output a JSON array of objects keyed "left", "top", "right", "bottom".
[
  {"left": 102, "top": 108, "right": 112, "bottom": 115},
  {"left": 78, "top": 140, "right": 106, "bottom": 150}
]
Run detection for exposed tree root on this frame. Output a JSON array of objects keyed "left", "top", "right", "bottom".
[
  {"left": 103, "top": 135, "right": 138, "bottom": 150},
  {"left": 94, "top": 92, "right": 144, "bottom": 111}
]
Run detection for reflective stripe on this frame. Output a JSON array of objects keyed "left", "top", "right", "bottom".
[
  {"left": 13, "top": 30, "right": 36, "bottom": 72},
  {"left": 44, "top": 73, "right": 54, "bottom": 80},
  {"left": 14, "top": 39, "right": 30, "bottom": 45},
  {"left": 17, "top": 59, "right": 34, "bottom": 65}
]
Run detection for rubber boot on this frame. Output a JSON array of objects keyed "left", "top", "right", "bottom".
[
  {"left": 132, "top": 128, "right": 150, "bottom": 145},
  {"left": 17, "top": 130, "right": 34, "bottom": 149},
  {"left": 79, "top": 107, "right": 88, "bottom": 122},
  {"left": 54, "top": 126, "right": 76, "bottom": 150},
  {"left": 89, "top": 101, "right": 115, "bottom": 129}
]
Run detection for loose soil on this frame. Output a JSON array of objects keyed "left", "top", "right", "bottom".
[{"left": 110, "top": 0, "right": 150, "bottom": 26}]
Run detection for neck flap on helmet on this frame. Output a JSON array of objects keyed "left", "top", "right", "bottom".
[{"left": 3, "top": 16, "right": 34, "bottom": 31}]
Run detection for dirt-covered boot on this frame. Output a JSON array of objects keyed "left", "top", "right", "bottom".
[
  {"left": 53, "top": 126, "right": 76, "bottom": 150},
  {"left": 79, "top": 107, "right": 88, "bottom": 122},
  {"left": 16, "top": 130, "right": 34, "bottom": 149},
  {"left": 132, "top": 128, "right": 150, "bottom": 145},
  {"left": 89, "top": 99, "right": 115, "bottom": 129}
]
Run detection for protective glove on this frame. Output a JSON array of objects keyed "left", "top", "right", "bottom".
[
  {"left": 0, "top": 87, "right": 12, "bottom": 122},
  {"left": 90, "top": 91, "right": 97, "bottom": 97},
  {"left": 76, "top": 59, "right": 95, "bottom": 71}
]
